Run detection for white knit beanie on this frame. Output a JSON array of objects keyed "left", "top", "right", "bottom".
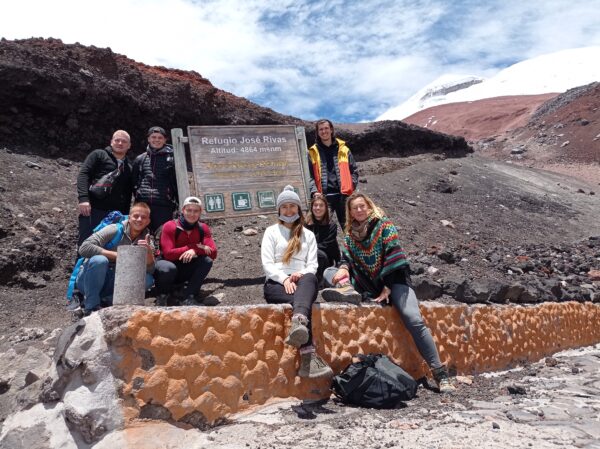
[{"left": 276, "top": 185, "right": 301, "bottom": 209}]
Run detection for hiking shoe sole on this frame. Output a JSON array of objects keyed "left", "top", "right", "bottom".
[
  {"left": 298, "top": 353, "right": 334, "bottom": 378},
  {"left": 285, "top": 323, "right": 309, "bottom": 348},
  {"left": 321, "top": 288, "right": 362, "bottom": 305}
]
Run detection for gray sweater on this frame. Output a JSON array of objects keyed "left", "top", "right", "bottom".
[{"left": 78, "top": 221, "right": 155, "bottom": 273}]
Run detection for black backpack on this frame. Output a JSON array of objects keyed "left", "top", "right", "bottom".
[{"left": 332, "top": 354, "right": 418, "bottom": 408}]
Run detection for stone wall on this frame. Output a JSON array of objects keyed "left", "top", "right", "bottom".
[{"left": 105, "top": 302, "right": 600, "bottom": 426}]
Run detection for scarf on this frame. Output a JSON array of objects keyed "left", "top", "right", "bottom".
[
  {"left": 351, "top": 219, "right": 370, "bottom": 240},
  {"left": 178, "top": 215, "right": 197, "bottom": 231}
]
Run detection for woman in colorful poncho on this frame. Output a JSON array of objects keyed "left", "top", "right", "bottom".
[{"left": 322, "top": 192, "right": 455, "bottom": 393}]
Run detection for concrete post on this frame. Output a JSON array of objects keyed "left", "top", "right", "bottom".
[{"left": 113, "top": 246, "right": 147, "bottom": 306}]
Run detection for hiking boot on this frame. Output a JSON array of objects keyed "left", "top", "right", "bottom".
[
  {"left": 284, "top": 314, "right": 309, "bottom": 347},
  {"left": 200, "top": 295, "right": 221, "bottom": 307},
  {"left": 155, "top": 294, "right": 169, "bottom": 307},
  {"left": 67, "top": 290, "right": 85, "bottom": 311},
  {"left": 321, "top": 284, "right": 362, "bottom": 305},
  {"left": 82, "top": 306, "right": 101, "bottom": 317},
  {"left": 70, "top": 307, "right": 84, "bottom": 322},
  {"left": 181, "top": 295, "right": 202, "bottom": 306},
  {"left": 432, "top": 366, "right": 456, "bottom": 393},
  {"left": 298, "top": 352, "right": 333, "bottom": 378}
]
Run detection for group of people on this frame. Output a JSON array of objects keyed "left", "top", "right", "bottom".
[
  {"left": 75, "top": 126, "right": 216, "bottom": 313},
  {"left": 73, "top": 120, "right": 454, "bottom": 392}
]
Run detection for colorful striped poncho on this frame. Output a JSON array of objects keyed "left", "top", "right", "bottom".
[{"left": 342, "top": 216, "right": 408, "bottom": 297}]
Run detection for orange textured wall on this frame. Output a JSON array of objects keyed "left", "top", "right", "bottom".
[{"left": 112, "top": 302, "right": 600, "bottom": 424}]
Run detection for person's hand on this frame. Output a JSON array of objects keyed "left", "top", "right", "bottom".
[
  {"left": 289, "top": 272, "right": 303, "bottom": 283},
  {"left": 197, "top": 243, "right": 213, "bottom": 256},
  {"left": 283, "top": 277, "right": 297, "bottom": 294},
  {"left": 373, "top": 286, "right": 391, "bottom": 304},
  {"left": 332, "top": 267, "right": 349, "bottom": 285},
  {"left": 179, "top": 249, "right": 197, "bottom": 263},
  {"left": 137, "top": 234, "right": 153, "bottom": 252},
  {"left": 78, "top": 202, "right": 91, "bottom": 216}
]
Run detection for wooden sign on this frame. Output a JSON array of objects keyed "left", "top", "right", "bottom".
[{"left": 187, "top": 125, "right": 310, "bottom": 219}]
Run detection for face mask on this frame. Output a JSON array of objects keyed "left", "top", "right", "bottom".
[{"left": 279, "top": 213, "right": 299, "bottom": 223}]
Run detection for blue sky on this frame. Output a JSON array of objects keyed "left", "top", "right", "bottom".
[{"left": 1, "top": 0, "right": 599, "bottom": 122}]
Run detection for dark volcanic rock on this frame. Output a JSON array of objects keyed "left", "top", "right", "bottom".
[
  {"left": 0, "top": 38, "right": 471, "bottom": 162},
  {"left": 0, "top": 38, "right": 298, "bottom": 160},
  {"left": 413, "top": 277, "right": 443, "bottom": 300}
]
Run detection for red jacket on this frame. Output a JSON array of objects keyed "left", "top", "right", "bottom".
[{"left": 159, "top": 219, "right": 217, "bottom": 262}]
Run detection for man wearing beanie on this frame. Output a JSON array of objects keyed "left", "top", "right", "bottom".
[
  {"left": 154, "top": 196, "right": 217, "bottom": 306},
  {"left": 307, "top": 119, "right": 358, "bottom": 228},
  {"left": 261, "top": 185, "right": 333, "bottom": 379},
  {"left": 132, "top": 126, "right": 179, "bottom": 231}
]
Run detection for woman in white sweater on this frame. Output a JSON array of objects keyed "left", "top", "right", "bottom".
[{"left": 261, "top": 185, "right": 333, "bottom": 379}]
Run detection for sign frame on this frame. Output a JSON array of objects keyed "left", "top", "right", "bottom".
[{"left": 183, "top": 125, "right": 311, "bottom": 219}]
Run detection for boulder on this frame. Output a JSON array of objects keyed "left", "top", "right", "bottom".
[
  {"left": 0, "top": 346, "right": 52, "bottom": 422},
  {"left": 413, "top": 277, "right": 442, "bottom": 300},
  {"left": 40, "top": 315, "right": 125, "bottom": 445}
]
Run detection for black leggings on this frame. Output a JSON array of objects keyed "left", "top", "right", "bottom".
[
  {"left": 264, "top": 273, "right": 318, "bottom": 346},
  {"left": 316, "top": 249, "right": 336, "bottom": 282},
  {"left": 326, "top": 193, "right": 348, "bottom": 229}
]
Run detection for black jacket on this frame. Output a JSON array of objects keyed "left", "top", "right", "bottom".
[
  {"left": 77, "top": 147, "right": 133, "bottom": 213},
  {"left": 132, "top": 145, "right": 178, "bottom": 208},
  {"left": 305, "top": 222, "right": 341, "bottom": 264}
]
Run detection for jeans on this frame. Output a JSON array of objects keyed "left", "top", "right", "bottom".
[
  {"left": 323, "top": 267, "right": 443, "bottom": 370},
  {"left": 264, "top": 273, "right": 318, "bottom": 348},
  {"left": 323, "top": 266, "right": 341, "bottom": 287},
  {"left": 389, "top": 284, "right": 443, "bottom": 370},
  {"left": 154, "top": 256, "right": 213, "bottom": 297},
  {"left": 76, "top": 255, "right": 154, "bottom": 311}
]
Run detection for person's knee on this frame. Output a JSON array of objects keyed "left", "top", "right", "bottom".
[
  {"left": 322, "top": 267, "right": 338, "bottom": 286},
  {"left": 88, "top": 255, "right": 109, "bottom": 268},
  {"left": 155, "top": 260, "right": 177, "bottom": 274},
  {"left": 299, "top": 272, "right": 318, "bottom": 287},
  {"left": 317, "top": 249, "right": 328, "bottom": 262}
]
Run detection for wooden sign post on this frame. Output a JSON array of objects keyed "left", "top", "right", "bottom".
[{"left": 179, "top": 125, "right": 310, "bottom": 219}]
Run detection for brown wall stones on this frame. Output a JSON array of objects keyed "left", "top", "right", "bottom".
[{"left": 110, "top": 302, "right": 600, "bottom": 425}]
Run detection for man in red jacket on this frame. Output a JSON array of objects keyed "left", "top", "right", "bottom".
[{"left": 154, "top": 196, "right": 217, "bottom": 306}]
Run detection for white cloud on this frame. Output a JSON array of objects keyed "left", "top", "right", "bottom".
[{"left": 1, "top": 0, "right": 599, "bottom": 122}]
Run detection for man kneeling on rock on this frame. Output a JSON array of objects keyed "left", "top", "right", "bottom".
[
  {"left": 77, "top": 202, "right": 155, "bottom": 315},
  {"left": 154, "top": 196, "right": 217, "bottom": 306}
]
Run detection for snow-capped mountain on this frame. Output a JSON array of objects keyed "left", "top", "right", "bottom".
[{"left": 377, "top": 46, "right": 600, "bottom": 121}]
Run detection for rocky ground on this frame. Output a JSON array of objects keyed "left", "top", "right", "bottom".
[
  {"left": 186, "top": 344, "right": 600, "bottom": 449},
  {"left": 3, "top": 329, "right": 599, "bottom": 448},
  {"left": 403, "top": 93, "right": 558, "bottom": 142},
  {"left": 1, "top": 145, "right": 599, "bottom": 349},
  {"left": 403, "top": 81, "right": 600, "bottom": 185}
]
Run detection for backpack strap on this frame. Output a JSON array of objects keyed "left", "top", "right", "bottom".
[
  {"left": 197, "top": 222, "right": 205, "bottom": 243},
  {"left": 105, "top": 222, "right": 125, "bottom": 250},
  {"left": 65, "top": 222, "right": 125, "bottom": 302},
  {"left": 173, "top": 221, "right": 204, "bottom": 243},
  {"left": 66, "top": 257, "right": 85, "bottom": 301}
]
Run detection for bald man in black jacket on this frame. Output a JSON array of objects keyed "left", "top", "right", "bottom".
[{"left": 76, "top": 130, "right": 133, "bottom": 248}]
